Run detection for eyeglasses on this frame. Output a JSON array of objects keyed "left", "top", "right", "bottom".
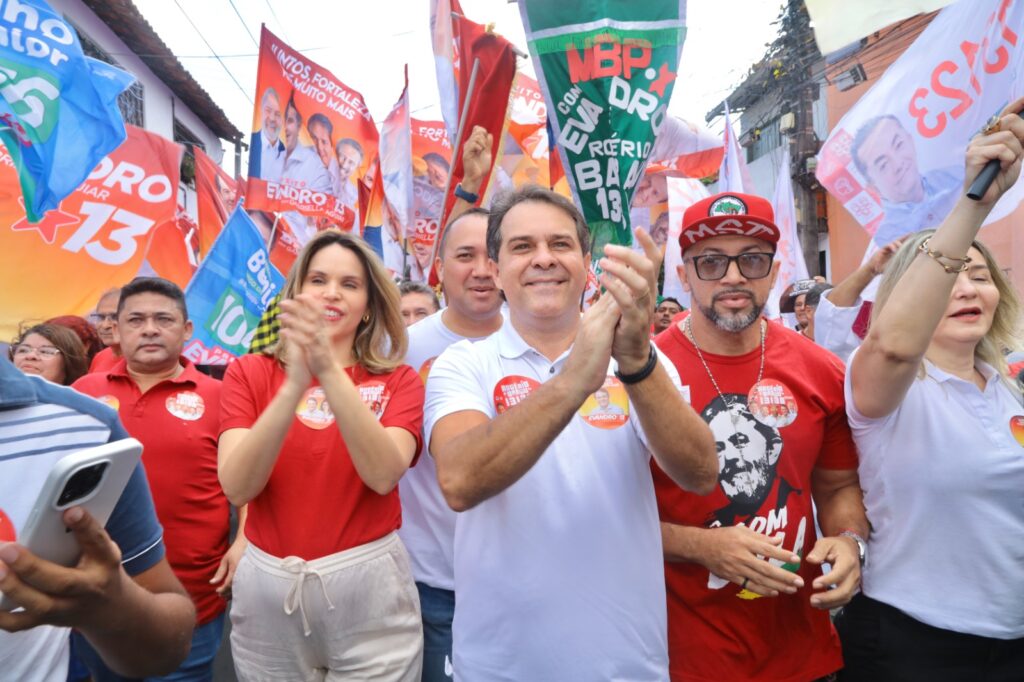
[
  {"left": 686, "top": 253, "right": 774, "bottom": 281},
  {"left": 88, "top": 312, "right": 116, "bottom": 324},
  {"left": 13, "top": 344, "right": 62, "bottom": 358}
]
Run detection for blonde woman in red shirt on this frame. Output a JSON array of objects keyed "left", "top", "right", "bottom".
[{"left": 219, "top": 230, "right": 424, "bottom": 680}]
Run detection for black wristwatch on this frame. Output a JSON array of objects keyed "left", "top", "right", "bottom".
[{"left": 839, "top": 531, "right": 868, "bottom": 567}]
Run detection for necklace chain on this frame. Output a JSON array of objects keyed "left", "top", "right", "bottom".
[{"left": 685, "top": 315, "right": 766, "bottom": 410}]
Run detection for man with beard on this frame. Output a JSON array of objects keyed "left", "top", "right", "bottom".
[{"left": 652, "top": 192, "right": 869, "bottom": 682}]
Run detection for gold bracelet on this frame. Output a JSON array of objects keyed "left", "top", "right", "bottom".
[{"left": 917, "top": 238, "right": 971, "bottom": 274}]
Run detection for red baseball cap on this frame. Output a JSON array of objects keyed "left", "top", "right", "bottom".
[{"left": 678, "top": 192, "right": 781, "bottom": 253}]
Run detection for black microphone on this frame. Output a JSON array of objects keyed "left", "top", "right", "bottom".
[{"left": 966, "top": 112, "right": 1024, "bottom": 200}]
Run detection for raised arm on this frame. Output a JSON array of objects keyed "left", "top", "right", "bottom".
[
  {"left": 850, "top": 101, "right": 1024, "bottom": 418},
  {"left": 827, "top": 237, "right": 905, "bottom": 308},
  {"left": 600, "top": 231, "right": 718, "bottom": 494},
  {"left": 430, "top": 296, "right": 620, "bottom": 512}
]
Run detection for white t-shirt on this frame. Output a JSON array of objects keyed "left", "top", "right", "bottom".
[
  {"left": 814, "top": 291, "right": 864, "bottom": 362},
  {"left": 398, "top": 310, "right": 501, "bottom": 591},
  {"left": 424, "top": 322, "right": 676, "bottom": 681},
  {"left": 845, "top": 351, "right": 1024, "bottom": 638}
]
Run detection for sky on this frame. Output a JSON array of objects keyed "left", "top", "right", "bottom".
[{"left": 134, "top": 0, "right": 784, "bottom": 170}]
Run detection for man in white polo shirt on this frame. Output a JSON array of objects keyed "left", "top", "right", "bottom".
[
  {"left": 425, "top": 185, "right": 717, "bottom": 681},
  {"left": 399, "top": 207, "right": 503, "bottom": 682}
]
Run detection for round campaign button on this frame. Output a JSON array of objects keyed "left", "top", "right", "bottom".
[
  {"left": 0, "top": 508, "right": 15, "bottom": 543},
  {"left": 358, "top": 380, "right": 391, "bottom": 420},
  {"left": 1010, "top": 415, "right": 1024, "bottom": 447},
  {"left": 97, "top": 395, "right": 120, "bottom": 411},
  {"left": 419, "top": 357, "right": 436, "bottom": 384},
  {"left": 578, "top": 376, "right": 629, "bottom": 429},
  {"left": 747, "top": 379, "right": 798, "bottom": 428},
  {"left": 493, "top": 375, "right": 541, "bottom": 414},
  {"left": 165, "top": 391, "right": 204, "bottom": 421},
  {"left": 296, "top": 387, "right": 334, "bottom": 429}
]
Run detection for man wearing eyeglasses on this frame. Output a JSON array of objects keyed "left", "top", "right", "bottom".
[
  {"left": 650, "top": 192, "right": 869, "bottom": 682},
  {"left": 72, "top": 278, "right": 243, "bottom": 682},
  {"left": 88, "top": 288, "right": 122, "bottom": 374}
]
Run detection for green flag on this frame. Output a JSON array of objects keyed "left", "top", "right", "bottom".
[{"left": 517, "top": 1, "right": 686, "bottom": 261}]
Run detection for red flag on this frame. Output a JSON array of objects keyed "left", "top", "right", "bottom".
[{"left": 193, "top": 147, "right": 241, "bottom": 258}]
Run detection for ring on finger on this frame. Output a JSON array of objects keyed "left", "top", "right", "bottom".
[
  {"left": 740, "top": 577, "right": 749, "bottom": 589},
  {"left": 982, "top": 113, "right": 1002, "bottom": 136}
]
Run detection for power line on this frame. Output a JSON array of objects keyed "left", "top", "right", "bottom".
[
  {"left": 263, "top": 0, "right": 292, "bottom": 43},
  {"left": 172, "top": 0, "right": 253, "bottom": 104},
  {"left": 227, "top": 0, "right": 260, "bottom": 49}
]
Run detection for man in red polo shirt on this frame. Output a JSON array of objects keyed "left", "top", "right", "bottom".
[
  {"left": 653, "top": 192, "right": 869, "bottom": 682},
  {"left": 73, "top": 277, "right": 244, "bottom": 681}
]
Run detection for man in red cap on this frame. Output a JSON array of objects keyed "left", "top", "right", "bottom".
[{"left": 652, "top": 192, "right": 869, "bottom": 681}]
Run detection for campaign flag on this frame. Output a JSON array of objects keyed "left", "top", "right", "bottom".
[
  {"left": 663, "top": 177, "right": 709, "bottom": 304},
  {"left": 379, "top": 69, "right": 415, "bottom": 278},
  {"left": 437, "top": 15, "right": 517, "bottom": 238},
  {"left": 0, "top": 0, "right": 135, "bottom": 224},
  {"left": 144, "top": 207, "right": 200, "bottom": 290},
  {"left": 183, "top": 207, "right": 285, "bottom": 366},
  {"left": 268, "top": 213, "right": 302, "bottom": 277},
  {"left": 245, "top": 26, "right": 376, "bottom": 241},
  {"left": 805, "top": 0, "right": 954, "bottom": 55},
  {"left": 405, "top": 119, "right": 451, "bottom": 282},
  {"left": 717, "top": 102, "right": 753, "bottom": 193},
  {"left": 766, "top": 145, "right": 809, "bottom": 319},
  {"left": 648, "top": 115, "right": 724, "bottom": 179},
  {"left": 430, "top": 0, "right": 464, "bottom": 142},
  {"left": 816, "top": 0, "right": 1024, "bottom": 252},
  {"left": 0, "top": 124, "right": 180, "bottom": 338},
  {"left": 194, "top": 146, "right": 241, "bottom": 257},
  {"left": 518, "top": 0, "right": 687, "bottom": 261}
]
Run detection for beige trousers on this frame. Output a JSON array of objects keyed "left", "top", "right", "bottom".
[{"left": 230, "top": 532, "right": 423, "bottom": 682}]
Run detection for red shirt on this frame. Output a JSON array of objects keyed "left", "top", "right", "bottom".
[
  {"left": 653, "top": 315, "right": 858, "bottom": 682},
  {"left": 88, "top": 346, "right": 120, "bottom": 374},
  {"left": 219, "top": 354, "right": 423, "bottom": 560},
  {"left": 73, "top": 358, "right": 228, "bottom": 624}
]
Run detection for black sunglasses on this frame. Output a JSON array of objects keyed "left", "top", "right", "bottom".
[{"left": 686, "top": 253, "right": 774, "bottom": 280}]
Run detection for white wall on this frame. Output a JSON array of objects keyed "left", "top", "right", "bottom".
[{"left": 50, "top": 0, "right": 225, "bottom": 164}]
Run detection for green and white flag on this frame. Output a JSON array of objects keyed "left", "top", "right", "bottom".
[{"left": 517, "top": 1, "right": 686, "bottom": 260}]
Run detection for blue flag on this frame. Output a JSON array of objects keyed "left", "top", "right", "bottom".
[
  {"left": 184, "top": 208, "right": 285, "bottom": 365},
  {"left": 0, "top": 0, "right": 134, "bottom": 222}
]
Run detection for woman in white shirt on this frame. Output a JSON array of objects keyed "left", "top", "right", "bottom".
[{"left": 838, "top": 103, "right": 1024, "bottom": 680}]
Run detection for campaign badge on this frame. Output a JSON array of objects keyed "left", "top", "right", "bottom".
[
  {"left": 0, "top": 508, "right": 14, "bottom": 542},
  {"left": 296, "top": 387, "right": 334, "bottom": 429},
  {"left": 166, "top": 391, "right": 204, "bottom": 421},
  {"left": 419, "top": 357, "right": 436, "bottom": 384},
  {"left": 748, "top": 379, "right": 798, "bottom": 428},
  {"left": 1011, "top": 416, "right": 1024, "bottom": 447},
  {"left": 358, "top": 381, "right": 391, "bottom": 420},
  {"left": 578, "top": 376, "right": 629, "bottom": 429},
  {"left": 493, "top": 375, "right": 541, "bottom": 414},
  {"left": 97, "top": 395, "right": 119, "bottom": 410}
]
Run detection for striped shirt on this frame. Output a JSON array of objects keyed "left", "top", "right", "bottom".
[{"left": 0, "top": 359, "right": 165, "bottom": 682}]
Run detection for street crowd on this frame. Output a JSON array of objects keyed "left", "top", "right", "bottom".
[{"left": 1, "top": 104, "right": 1023, "bottom": 682}]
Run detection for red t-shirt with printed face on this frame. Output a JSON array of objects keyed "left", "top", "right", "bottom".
[
  {"left": 219, "top": 354, "right": 424, "bottom": 560},
  {"left": 73, "top": 358, "right": 227, "bottom": 625},
  {"left": 653, "top": 315, "right": 858, "bottom": 682}
]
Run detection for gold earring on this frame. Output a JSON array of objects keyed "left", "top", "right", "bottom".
[{"left": 362, "top": 313, "right": 370, "bottom": 323}]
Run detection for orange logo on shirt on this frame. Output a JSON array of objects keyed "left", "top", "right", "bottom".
[
  {"left": 165, "top": 391, "right": 204, "bottom": 421},
  {"left": 296, "top": 387, "right": 334, "bottom": 429},
  {"left": 358, "top": 381, "right": 391, "bottom": 420},
  {"left": 578, "top": 377, "right": 629, "bottom": 429},
  {"left": 493, "top": 375, "right": 540, "bottom": 414},
  {"left": 0, "top": 508, "right": 14, "bottom": 542},
  {"left": 419, "top": 357, "right": 436, "bottom": 384},
  {"left": 1011, "top": 416, "right": 1024, "bottom": 447},
  {"left": 97, "top": 395, "right": 120, "bottom": 411},
  {"left": 747, "top": 379, "right": 798, "bottom": 428}
]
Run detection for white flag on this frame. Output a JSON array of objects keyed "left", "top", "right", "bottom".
[
  {"left": 766, "top": 145, "right": 809, "bottom": 320},
  {"left": 717, "top": 102, "right": 754, "bottom": 193},
  {"left": 663, "top": 177, "right": 711, "bottom": 305},
  {"left": 805, "top": 0, "right": 954, "bottom": 55}
]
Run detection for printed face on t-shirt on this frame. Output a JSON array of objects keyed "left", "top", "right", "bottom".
[{"left": 705, "top": 397, "right": 782, "bottom": 508}]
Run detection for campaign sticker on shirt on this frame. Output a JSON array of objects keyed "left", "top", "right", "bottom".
[
  {"left": 358, "top": 381, "right": 391, "bottom": 420},
  {"left": 165, "top": 391, "right": 204, "bottom": 421},
  {"left": 578, "top": 377, "right": 629, "bottom": 429},
  {"left": 747, "top": 379, "right": 798, "bottom": 428},
  {"left": 0, "top": 507, "right": 15, "bottom": 542},
  {"left": 296, "top": 387, "right": 335, "bottom": 429},
  {"left": 493, "top": 375, "right": 541, "bottom": 414},
  {"left": 1010, "top": 415, "right": 1024, "bottom": 447},
  {"left": 97, "top": 395, "right": 119, "bottom": 411},
  {"left": 419, "top": 357, "right": 436, "bottom": 384}
]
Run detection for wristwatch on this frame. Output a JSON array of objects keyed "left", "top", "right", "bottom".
[
  {"left": 839, "top": 531, "right": 868, "bottom": 567},
  {"left": 453, "top": 183, "right": 479, "bottom": 204}
]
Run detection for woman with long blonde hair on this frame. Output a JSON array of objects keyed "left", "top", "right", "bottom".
[
  {"left": 837, "top": 102, "right": 1024, "bottom": 680},
  {"left": 219, "top": 230, "right": 424, "bottom": 680}
]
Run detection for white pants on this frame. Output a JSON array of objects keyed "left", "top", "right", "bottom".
[{"left": 230, "top": 532, "right": 423, "bottom": 681}]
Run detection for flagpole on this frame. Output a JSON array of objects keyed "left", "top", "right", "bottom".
[
  {"left": 428, "top": 56, "right": 481, "bottom": 268},
  {"left": 267, "top": 213, "right": 280, "bottom": 248}
]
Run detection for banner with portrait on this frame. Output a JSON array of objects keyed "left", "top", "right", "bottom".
[
  {"left": 194, "top": 146, "right": 242, "bottom": 258},
  {"left": 816, "top": 0, "right": 1024, "bottom": 252},
  {"left": 245, "top": 26, "right": 377, "bottom": 243},
  {"left": 403, "top": 118, "right": 451, "bottom": 281},
  {"left": 0, "top": 124, "right": 181, "bottom": 339}
]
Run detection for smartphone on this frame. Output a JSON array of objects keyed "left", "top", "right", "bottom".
[{"left": 0, "top": 438, "right": 143, "bottom": 611}]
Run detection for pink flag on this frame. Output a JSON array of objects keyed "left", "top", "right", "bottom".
[
  {"left": 766, "top": 145, "right": 810, "bottom": 319},
  {"left": 379, "top": 67, "right": 414, "bottom": 276}
]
